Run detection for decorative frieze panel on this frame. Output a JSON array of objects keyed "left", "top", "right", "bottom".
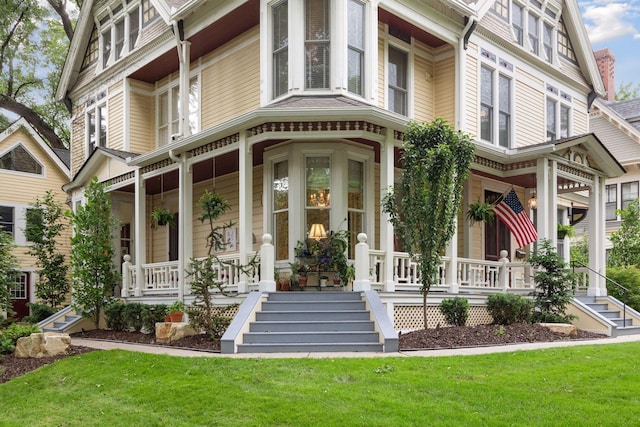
[
  {"left": 246, "top": 121, "right": 384, "bottom": 137},
  {"left": 188, "top": 134, "right": 239, "bottom": 157}
]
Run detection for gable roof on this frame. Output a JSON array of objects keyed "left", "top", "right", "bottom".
[
  {"left": 606, "top": 98, "right": 640, "bottom": 132},
  {"left": 590, "top": 98, "right": 640, "bottom": 165},
  {"left": 0, "top": 118, "right": 71, "bottom": 178},
  {"left": 63, "top": 147, "right": 140, "bottom": 192}
]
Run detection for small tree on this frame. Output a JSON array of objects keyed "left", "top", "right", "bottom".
[
  {"left": 69, "top": 177, "right": 120, "bottom": 329},
  {"left": 608, "top": 199, "right": 640, "bottom": 267},
  {"left": 25, "top": 190, "right": 69, "bottom": 309},
  {"left": 528, "top": 239, "right": 576, "bottom": 323},
  {"left": 382, "top": 119, "right": 475, "bottom": 327},
  {"left": 0, "top": 223, "right": 18, "bottom": 316}
]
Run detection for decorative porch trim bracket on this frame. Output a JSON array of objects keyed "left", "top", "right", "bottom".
[
  {"left": 354, "top": 233, "right": 372, "bottom": 292},
  {"left": 258, "top": 234, "right": 276, "bottom": 292}
]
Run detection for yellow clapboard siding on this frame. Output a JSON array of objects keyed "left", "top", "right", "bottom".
[
  {"left": 377, "top": 36, "right": 385, "bottom": 109},
  {"left": 465, "top": 44, "right": 479, "bottom": 138},
  {"left": 108, "top": 92, "right": 124, "bottom": 151},
  {"left": 433, "top": 54, "right": 455, "bottom": 123},
  {"left": 71, "top": 115, "right": 86, "bottom": 176},
  {"left": 129, "top": 90, "right": 155, "bottom": 154},
  {"left": 414, "top": 54, "right": 434, "bottom": 122}
]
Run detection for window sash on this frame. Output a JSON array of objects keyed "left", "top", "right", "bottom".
[
  {"left": 546, "top": 98, "right": 556, "bottom": 141},
  {"left": 0, "top": 206, "right": 14, "bottom": 236},
  {"left": 388, "top": 46, "right": 408, "bottom": 115},
  {"left": 273, "top": 1, "right": 289, "bottom": 97},
  {"left": 512, "top": 4, "right": 523, "bottom": 45},
  {"left": 348, "top": 0, "right": 365, "bottom": 96},
  {"left": 480, "top": 66, "right": 493, "bottom": 142},
  {"left": 528, "top": 14, "right": 539, "bottom": 54},
  {"left": 606, "top": 184, "right": 617, "bottom": 220},
  {"left": 622, "top": 182, "right": 638, "bottom": 209},
  {"left": 305, "top": 0, "right": 330, "bottom": 90},
  {"left": 498, "top": 74, "right": 511, "bottom": 148}
]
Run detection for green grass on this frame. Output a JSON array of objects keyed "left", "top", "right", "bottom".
[{"left": 1, "top": 343, "right": 640, "bottom": 426}]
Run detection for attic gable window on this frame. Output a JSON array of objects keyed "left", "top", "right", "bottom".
[
  {"left": 0, "top": 145, "right": 43, "bottom": 175},
  {"left": 491, "top": 0, "right": 509, "bottom": 21},
  {"left": 99, "top": 2, "right": 142, "bottom": 70},
  {"left": 557, "top": 18, "right": 577, "bottom": 63}
]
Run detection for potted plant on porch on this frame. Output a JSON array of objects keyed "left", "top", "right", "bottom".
[
  {"left": 466, "top": 200, "right": 495, "bottom": 226},
  {"left": 168, "top": 300, "right": 185, "bottom": 322},
  {"left": 151, "top": 207, "right": 175, "bottom": 227}
]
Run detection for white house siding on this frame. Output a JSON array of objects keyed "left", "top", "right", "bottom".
[
  {"left": 129, "top": 80, "right": 155, "bottom": 155},
  {"left": 515, "top": 68, "right": 545, "bottom": 147},
  {"left": 572, "top": 99, "right": 589, "bottom": 135},
  {"left": 590, "top": 115, "right": 640, "bottom": 164},
  {"left": 200, "top": 28, "right": 260, "bottom": 130}
]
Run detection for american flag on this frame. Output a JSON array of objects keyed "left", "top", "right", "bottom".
[{"left": 492, "top": 189, "right": 538, "bottom": 247}]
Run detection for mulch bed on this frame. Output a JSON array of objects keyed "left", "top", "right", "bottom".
[{"left": 1, "top": 324, "right": 607, "bottom": 384}]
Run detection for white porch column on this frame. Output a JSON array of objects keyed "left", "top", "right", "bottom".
[
  {"left": 446, "top": 219, "right": 459, "bottom": 294},
  {"left": 177, "top": 155, "right": 192, "bottom": 298},
  {"left": 549, "top": 160, "right": 558, "bottom": 248},
  {"left": 353, "top": 233, "right": 371, "bottom": 292},
  {"left": 259, "top": 234, "right": 276, "bottom": 292},
  {"left": 179, "top": 41, "right": 191, "bottom": 138},
  {"left": 536, "top": 157, "right": 557, "bottom": 244},
  {"left": 588, "top": 176, "right": 606, "bottom": 296},
  {"left": 238, "top": 133, "right": 252, "bottom": 293},
  {"left": 134, "top": 169, "right": 146, "bottom": 297},
  {"left": 380, "top": 134, "right": 395, "bottom": 292}
]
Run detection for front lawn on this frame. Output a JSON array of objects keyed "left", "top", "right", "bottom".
[{"left": 1, "top": 342, "right": 639, "bottom": 426}]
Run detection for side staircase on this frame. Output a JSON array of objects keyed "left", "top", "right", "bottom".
[
  {"left": 38, "top": 305, "right": 89, "bottom": 333},
  {"left": 224, "top": 291, "right": 398, "bottom": 353},
  {"left": 574, "top": 296, "right": 640, "bottom": 336}
]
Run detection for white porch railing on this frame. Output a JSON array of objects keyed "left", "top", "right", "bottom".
[{"left": 122, "top": 252, "right": 259, "bottom": 297}]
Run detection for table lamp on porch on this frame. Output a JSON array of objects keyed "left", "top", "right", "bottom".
[{"left": 309, "top": 223, "right": 327, "bottom": 241}]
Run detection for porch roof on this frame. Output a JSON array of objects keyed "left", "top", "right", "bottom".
[{"left": 63, "top": 147, "right": 140, "bottom": 192}]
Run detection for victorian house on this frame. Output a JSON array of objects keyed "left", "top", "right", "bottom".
[{"left": 53, "top": 0, "right": 633, "bottom": 344}]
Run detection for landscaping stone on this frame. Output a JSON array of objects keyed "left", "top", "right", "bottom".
[
  {"left": 539, "top": 323, "right": 577, "bottom": 336},
  {"left": 15, "top": 333, "right": 71, "bottom": 358},
  {"left": 155, "top": 322, "right": 196, "bottom": 343}
]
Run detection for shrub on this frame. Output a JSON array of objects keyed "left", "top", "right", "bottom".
[
  {"left": 439, "top": 297, "right": 470, "bottom": 327},
  {"left": 123, "top": 303, "right": 145, "bottom": 332},
  {"left": 104, "top": 302, "right": 128, "bottom": 331},
  {"left": 24, "top": 303, "right": 56, "bottom": 324},
  {"left": 141, "top": 305, "right": 169, "bottom": 334},
  {"left": 487, "top": 293, "right": 533, "bottom": 325},
  {"left": 605, "top": 267, "right": 640, "bottom": 313},
  {"left": 0, "top": 324, "right": 40, "bottom": 354}
]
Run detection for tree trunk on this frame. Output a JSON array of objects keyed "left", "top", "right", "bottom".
[{"left": 0, "top": 96, "right": 67, "bottom": 149}]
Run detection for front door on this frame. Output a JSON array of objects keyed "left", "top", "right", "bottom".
[
  {"left": 484, "top": 190, "right": 511, "bottom": 261},
  {"left": 10, "top": 273, "right": 29, "bottom": 319}
]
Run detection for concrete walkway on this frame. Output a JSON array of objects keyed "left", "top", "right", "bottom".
[{"left": 72, "top": 333, "right": 640, "bottom": 359}]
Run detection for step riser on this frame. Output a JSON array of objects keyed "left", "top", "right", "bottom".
[
  {"left": 243, "top": 332, "right": 380, "bottom": 344},
  {"left": 599, "top": 311, "right": 621, "bottom": 319},
  {"left": 236, "top": 343, "right": 384, "bottom": 353},
  {"left": 585, "top": 303, "right": 609, "bottom": 311},
  {"left": 256, "top": 311, "right": 371, "bottom": 321},
  {"left": 268, "top": 292, "right": 362, "bottom": 302},
  {"left": 613, "top": 319, "right": 634, "bottom": 327},
  {"left": 250, "top": 321, "right": 375, "bottom": 332},
  {"left": 261, "top": 301, "right": 365, "bottom": 311}
]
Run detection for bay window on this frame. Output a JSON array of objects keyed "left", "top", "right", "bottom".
[
  {"left": 347, "top": 0, "right": 365, "bottom": 95},
  {"left": 273, "top": 161, "right": 289, "bottom": 260},
  {"left": 273, "top": 1, "right": 288, "bottom": 98},
  {"left": 347, "top": 159, "right": 364, "bottom": 257},
  {"left": 305, "top": 0, "right": 330, "bottom": 89},
  {"left": 306, "top": 156, "right": 331, "bottom": 235}
]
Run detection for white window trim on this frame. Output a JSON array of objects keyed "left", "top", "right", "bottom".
[
  {"left": 0, "top": 142, "right": 46, "bottom": 178},
  {"left": 155, "top": 74, "right": 201, "bottom": 148},
  {"left": 383, "top": 35, "right": 414, "bottom": 118},
  {"left": 85, "top": 99, "right": 108, "bottom": 157},
  {"left": 478, "top": 56, "right": 514, "bottom": 148},
  {"left": 97, "top": 1, "right": 142, "bottom": 72},
  {"left": 0, "top": 203, "right": 31, "bottom": 246},
  {"left": 545, "top": 91, "right": 572, "bottom": 141}
]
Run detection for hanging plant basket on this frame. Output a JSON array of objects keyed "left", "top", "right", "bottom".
[
  {"left": 557, "top": 223, "right": 575, "bottom": 239},
  {"left": 466, "top": 201, "right": 495, "bottom": 226},
  {"left": 151, "top": 208, "right": 175, "bottom": 227}
]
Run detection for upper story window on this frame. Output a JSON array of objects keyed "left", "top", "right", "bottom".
[
  {"left": 0, "top": 206, "right": 14, "bottom": 236},
  {"left": 491, "top": 0, "right": 510, "bottom": 21},
  {"left": 542, "top": 22, "right": 553, "bottom": 63},
  {"left": 388, "top": 45, "right": 408, "bottom": 116},
  {"left": 527, "top": 13, "right": 539, "bottom": 55},
  {"left": 0, "top": 145, "right": 43, "bottom": 175},
  {"left": 157, "top": 76, "right": 199, "bottom": 147},
  {"left": 347, "top": 0, "right": 365, "bottom": 96},
  {"left": 480, "top": 59, "right": 512, "bottom": 148},
  {"left": 622, "top": 181, "right": 638, "bottom": 209},
  {"left": 512, "top": 3, "right": 524, "bottom": 46},
  {"left": 605, "top": 184, "right": 617, "bottom": 221},
  {"left": 86, "top": 95, "right": 108, "bottom": 153},
  {"left": 99, "top": 1, "right": 142, "bottom": 70},
  {"left": 557, "top": 18, "right": 577, "bottom": 63},
  {"left": 545, "top": 85, "right": 571, "bottom": 141},
  {"left": 273, "top": 1, "right": 289, "bottom": 98},
  {"left": 305, "top": 0, "right": 331, "bottom": 89}
]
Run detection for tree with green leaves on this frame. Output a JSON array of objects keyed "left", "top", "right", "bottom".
[
  {"left": 382, "top": 118, "right": 475, "bottom": 327},
  {"left": 608, "top": 199, "right": 640, "bottom": 267},
  {"left": 68, "top": 177, "right": 119, "bottom": 329},
  {"left": 616, "top": 81, "right": 640, "bottom": 102},
  {"left": 0, "top": 222, "right": 19, "bottom": 316},
  {"left": 528, "top": 239, "right": 576, "bottom": 323},
  {"left": 0, "top": 0, "right": 78, "bottom": 148},
  {"left": 25, "top": 190, "right": 69, "bottom": 309}
]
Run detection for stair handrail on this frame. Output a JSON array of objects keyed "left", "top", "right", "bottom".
[{"left": 571, "top": 260, "right": 628, "bottom": 325}]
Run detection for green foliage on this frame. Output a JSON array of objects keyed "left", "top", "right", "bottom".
[
  {"left": 382, "top": 119, "right": 475, "bottom": 326},
  {"left": 69, "top": 177, "right": 120, "bottom": 329},
  {"left": 557, "top": 223, "right": 575, "bottom": 239},
  {"left": 0, "top": 220, "right": 18, "bottom": 316},
  {"left": 0, "top": 323, "right": 40, "bottom": 353},
  {"left": 24, "top": 303, "right": 56, "bottom": 323},
  {"left": 466, "top": 200, "right": 495, "bottom": 226},
  {"left": 439, "top": 297, "right": 470, "bottom": 327},
  {"left": 0, "top": 0, "right": 74, "bottom": 149},
  {"left": 123, "top": 303, "right": 145, "bottom": 332},
  {"left": 25, "top": 191, "right": 69, "bottom": 309},
  {"left": 604, "top": 267, "right": 640, "bottom": 313},
  {"left": 150, "top": 207, "right": 175, "bottom": 227},
  {"left": 168, "top": 300, "right": 185, "bottom": 313},
  {"left": 486, "top": 293, "right": 533, "bottom": 325},
  {"left": 570, "top": 237, "right": 589, "bottom": 265},
  {"left": 608, "top": 199, "right": 640, "bottom": 267},
  {"left": 616, "top": 81, "right": 640, "bottom": 101},
  {"left": 141, "top": 305, "right": 169, "bottom": 334},
  {"left": 104, "top": 302, "right": 128, "bottom": 332},
  {"left": 528, "top": 239, "right": 577, "bottom": 323}
]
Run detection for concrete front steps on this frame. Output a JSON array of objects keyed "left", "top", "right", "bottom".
[
  {"left": 573, "top": 296, "right": 640, "bottom": 337},
  {"left": 38, "top": 305, "right": 94, "bottom": 334},
  {"left": 223, "top": 291, "right": 398, "bottom": 354}
]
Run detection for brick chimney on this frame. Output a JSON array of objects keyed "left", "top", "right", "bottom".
[{"left": 594, "top": 48, "right": 615, "bottom": 102}]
